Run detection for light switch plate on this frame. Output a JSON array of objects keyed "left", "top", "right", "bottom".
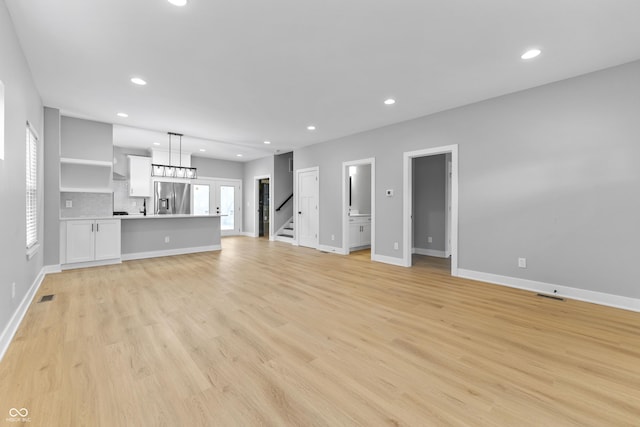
[{"left": 65, "top": 200, "right": 72, "bottom": 208}]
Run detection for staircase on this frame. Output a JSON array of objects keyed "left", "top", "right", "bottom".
[{"left": 275, "top": 217, "right": 295, "bottom": 243}]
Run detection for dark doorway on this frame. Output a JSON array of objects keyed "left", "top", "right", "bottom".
[{"left": 258, "top": 179, "right": 270, "bottom": 238}]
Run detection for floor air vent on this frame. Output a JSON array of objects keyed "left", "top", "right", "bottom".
[
  {"left": 38, "top": 294, "right": 55, "bottom": 303},
  {"left": 537, "top": 293, "right": 564, "bottom": 301}
]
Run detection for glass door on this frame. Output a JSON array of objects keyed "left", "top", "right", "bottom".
[
  {"left": 214, "top": 180, "right": 241, "bottom": 236},
  {"left": 193, "top": 184, "right": 210, "bottom": 215}
]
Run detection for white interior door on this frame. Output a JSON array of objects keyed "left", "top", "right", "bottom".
[{"left": 297, "top": 168, "right": 318, "bottom": 248}]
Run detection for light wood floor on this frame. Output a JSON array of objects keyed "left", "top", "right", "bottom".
[{"left": 1, "top": 237, "right": 639, "bottom": 426}]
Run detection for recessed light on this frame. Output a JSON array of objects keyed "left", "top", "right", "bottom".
[
  {"left": 130, "top": 77, "right": 147, "bottom": 86},
  {"left": 384, "top": 98, "right": 396, "bottom": 105},
  {"left": 264, "top": 141, "right": 271, "bottom": 145},
  {"left": 168, "top": 0, "right": 187, "bottom": 6},
  {"left": 307, "top": 125, "right": 316, "bottom": 131},
  {"left": 153, "top": 142, "right": 161, "bottom": 146},
  {"left": 199, "top": 148, "right": 206, "bottom": 152},
  {"left": 116, "top": 112, "right": 128, "bottom": 118},
  {"left": 521, "top": 49, "right": 541, "bottom": 60},
  {"left": 236, "top": 154, "right": 243, "bottom": 157}
]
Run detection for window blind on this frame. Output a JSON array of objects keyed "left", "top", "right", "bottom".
[{"left": 26, "top": 123, "right": 38, "bottom": 249}]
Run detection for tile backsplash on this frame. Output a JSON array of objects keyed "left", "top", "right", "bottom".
[
  {"left": 113, "top": 180, "right": 150, "bottom": 214},
  {"left": 60, "top": 192, "right": 112, "bottom": 218}
]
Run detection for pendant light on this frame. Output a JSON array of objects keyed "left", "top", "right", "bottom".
[{"left": 151, "top": 132, "right": 198, "bottom": 178}]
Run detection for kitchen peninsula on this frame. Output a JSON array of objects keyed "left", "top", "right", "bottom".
[
  {"left": 60, "top": 214, "right": 221, "bottom": 270},
  {"left": 120, "top": 214, "right": 221, "bottom": 260}
]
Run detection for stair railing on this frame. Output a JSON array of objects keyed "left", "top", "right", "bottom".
[{"left": 275, "top": 193, "right": 293, "bottom": 212}]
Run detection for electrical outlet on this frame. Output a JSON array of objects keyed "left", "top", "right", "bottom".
[
  {"left": 427, "top": 236, "right": 433, "bottom": 243},
  {"left": 11, "top": 282, "right": 15, "bottom": 299},
  {"left": 393, "top": 242, "right": 399, "bottom": 250},
  {"left": 331, "top": 234, "right": 335, "bottom": 241},
  {"left": 518, "top": 258, "right": 527, "bottom": 268},
  {"left": 65, "top": 200, "right": 72, "bottom": 208},
  {"left": 164, "top": 236, "right": 170, "bottom": 243}
]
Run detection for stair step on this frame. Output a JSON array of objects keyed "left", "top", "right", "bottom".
[{"left": 284, "top": 227, "right": 293, "bottom": 230}]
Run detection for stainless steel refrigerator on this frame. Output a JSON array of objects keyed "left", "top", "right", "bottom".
[{"left": 154, "top": 181, "right": 191, "bottom": 215}]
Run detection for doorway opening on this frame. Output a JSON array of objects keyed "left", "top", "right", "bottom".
[
  {"left": 342, "top": 158, "right": 375, "bottom": 258},
  {"left": 258, "top": 178, "right": 270, "bottom": 239},
  {"left": 403, "top": 145, "right": 458, "bottom": 275},
  {"left": 254, "top": 175, "right": 273, "bottom": 239}
]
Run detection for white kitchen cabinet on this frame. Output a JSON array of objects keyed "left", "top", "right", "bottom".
[
  {"left": 66, "top": 219, "right": 121, "bottom": 264},
  {"left": 349, "top": 216, "right": 371, "bottom": 249},
  {"left": 128, "top": 155, "right": 152, "bottom": 197}
]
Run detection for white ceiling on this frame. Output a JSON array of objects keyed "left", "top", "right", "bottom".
[{"left": 6, "top": 0, "right": 640, "bottom": 161}]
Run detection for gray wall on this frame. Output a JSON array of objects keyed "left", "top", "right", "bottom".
[
  {"left": 121, "top": 217, "right": 221, "bottom": 255},
  {"left": 61, "top": 116, "right": 112, "bottom": 161},
  {"left": 295, "top": 60, "right": 640, "bottom": 299},
  {"left": 350, "top": 164, "right": 371, "bottom": 215},
  {"left": 0, "top": 1, "right": 44, "bottom": 340},
  {"left": 273, "top": 152, "right": 293, "bottom": 232},
  {"left": 43, "top": 107, "right": 61, "bottom": 266},
  {"left": 412, "top": 155, "right": 446, "bottom": 252},
  {"left": 243, "top": 156, "right": 274, "bottom": 235},
  {"left": 191, "top": 156, "right": 244, "bottom": 180}
]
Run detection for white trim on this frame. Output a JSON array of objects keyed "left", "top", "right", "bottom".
[
  {"left": 240, "top": 232, "right": 255, "bottom": 237},
  {"left": 342, "top": 158, "right": 376, "bottom": 260},
  {"left": 26, "top": 243, "right": 40, "bottom": 260},
  {"left": 317, "top": 244, "right": 348, "bottom": 255},
  {"left": 371, "top": 253, "right": 406, "bottom": 267},
  {"left": 61, "top": 258, "right": 122, "bottom": 270},
  {"left": 294, "top": 166, "right": 319, "bottom": 249},
  {"left": 0, "top": 267, "right": 46, "bottom": 362},
  {"left": 253, "top": 175, "right": 273, "bottom": 239},
  {"left": 458, "top": 269, "right": 640, "bottom": 313},
  {"left": 122, "top": 245, "right": 221, "bottom": 261},
  {"left": 403, "top": 145, "right": 458, "bottom": 275},
  {"left": 43, "top": 264, "right": 62, "bottom": 274},
  {"left": 412, "top": 248, "right": 448, "bottom": 258}
]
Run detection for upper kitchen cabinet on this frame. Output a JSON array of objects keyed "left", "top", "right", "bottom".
[
  {"left": 128, "top": 155, "right": 152, "bottom": 197},
  {"left": 60, "top": 117, "right": 113, "bottom": 193}
]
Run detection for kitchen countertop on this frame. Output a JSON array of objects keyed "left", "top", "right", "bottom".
[
  {"left": 348, "top": 213, "right": 371, "bottom": 217},
  {"left": 60, "top": 214, "right": 222, "bottom": 220}
]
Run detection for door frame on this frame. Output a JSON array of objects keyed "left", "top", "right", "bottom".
[
  {"left": 294, "top": 166, "right": 319, "bottom": 248},
  {"left": 253, "top": 175, "right": 273, "bottom": 239},
  {"left": 342, "top": 158, "right": 375, "bottom": 257},
  {"left": 403, "top": 145, "right": 458, "bottom": 275}
]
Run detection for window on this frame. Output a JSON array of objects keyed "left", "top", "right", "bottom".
[
  {"left": 26, "top": 122, "right": 38, "bottom": 256},
  {"left": 0, "top": 80, "right": 4, "bottom": 160}
]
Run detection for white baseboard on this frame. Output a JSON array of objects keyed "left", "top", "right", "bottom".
[
  {"left": 0, "top": 267, "right": 47, "bottom": 362},
  {"left": 240, "top": 232, "right": 255, "bottom": 237},
  {"left": 458, "top": 269, "right": 640, "bottom": 313},
  {"left": 317, "top": 244, "right": 348, "bottom": 255},
  {"left": 61, "top": 258, "right": 122, "bottom": 270},
  {"left": 42, "top": 264, "right": 61, "bottom": 274},
  {"left": 412, "top": 247, "right": 448, "bottom": 258},
  {"left": 122, "top": 245, "right": 221, "bottom": 261},
  {"left": 371, "top": 253, "right": 406, "bottom": 267}
]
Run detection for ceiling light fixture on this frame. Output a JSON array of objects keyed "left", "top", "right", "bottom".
[
  {"left": 236, "top": 154, "right": 243, "bottom": 157},
  {"left": 116, "top": 112, "right": 128, "bottom": 118},
  {"left": 199, "top": 148, "right": 206, "bottom": 152},
  {"left": 130, "top": 77, "right": 147, "bottom": 86},
  {"left": 264, "top": 141, "right": 271, "bottom": 145},
  {"left": 521, "top": 49, "right": 541, "bottom": 60},
  {"left": 384, "top": 98, "right": 396, "bottom": 105},
  {"left": 151, "top": 132, "right": 197, "bottom": 179},
  {"left": 153, "top": 142, "right": 161, "bottom": 146},
  {"left": 307, "top": 125, "right": 316, "bottom": 131},
  {"left": 168, "top": 0, "right": 187, "bottom": 6}
]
